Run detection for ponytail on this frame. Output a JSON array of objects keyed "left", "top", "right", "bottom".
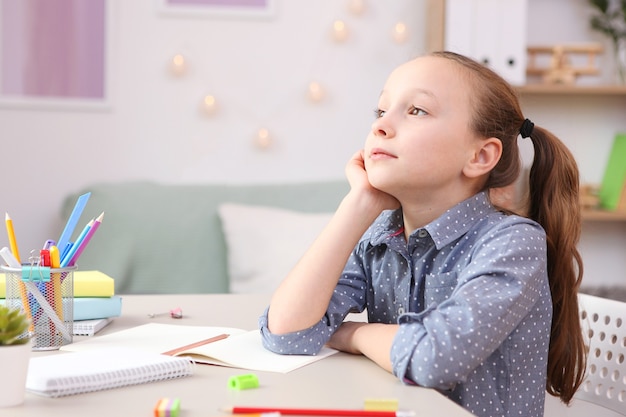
[{"left": 527, "top": 126, "right": 586, "bottom": 402}]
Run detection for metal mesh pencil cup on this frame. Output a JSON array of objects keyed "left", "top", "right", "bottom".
[{"left": 2, "top": 265, "right": 75, "bottom": 350}]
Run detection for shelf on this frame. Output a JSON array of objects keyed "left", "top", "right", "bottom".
[
  {"left": 582, "top": 209, "right": 626, "bottom": 222},
  {"left": 516, "top": 84, "right": 626, "bottom": 96}
]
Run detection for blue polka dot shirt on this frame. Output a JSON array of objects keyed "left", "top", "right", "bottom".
[{"left": 260, "top": 191, "right": 552, "bottom": 417}]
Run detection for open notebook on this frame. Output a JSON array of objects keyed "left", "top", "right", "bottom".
[
  {"left": 61, "top": 323, "right": 337, "bottom": 373},
  {"left": 26, "top": 347, "right": 193, "bottom": 397}
]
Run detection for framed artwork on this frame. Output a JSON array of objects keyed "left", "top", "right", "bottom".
[
  {"left": 0, "top": 0, "right": 111, "bottom": 110},
  {"left": 157, "top": 0, "right": 275, "bottom": 19}
]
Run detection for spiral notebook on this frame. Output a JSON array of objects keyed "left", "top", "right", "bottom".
[
  {"left": 73, "top": 318, "right": 113, "bottom": 336},
  {"left": 26, "top": 347, "right": 194, "bottom": 397}
]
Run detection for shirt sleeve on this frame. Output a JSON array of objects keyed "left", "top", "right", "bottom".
[
  {"left": 391, "top": 220, "right": 550, "bottom": 390},
  {"left": 259, "top": 247, "right": 370, "bottom": 355}
]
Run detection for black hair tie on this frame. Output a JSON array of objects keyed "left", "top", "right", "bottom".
[{"left": 520, "top": 118, "right": 534, "bottom": 138}]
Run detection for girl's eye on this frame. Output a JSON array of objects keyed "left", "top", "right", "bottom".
[
  {"left": 409, "top": 106, "right": 427, "bottom": 116},
  {"left": 374, "top": 108, "right": 386, "bottom": 118}
]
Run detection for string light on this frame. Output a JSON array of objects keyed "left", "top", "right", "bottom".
[
  {"left": 169, "top": 4, "right": 412, "bottom": 151},
  {"left": 202, "top": 94, "right": 218, "bottom": 115},
  {"left": 392, "top": 22, "right": 408, "bottom": 44},
  {"left": 347, "top": 0, "right": 366, "bottom": 15},
  {"left": 331, "top": 20, "right": 349, "bottom": 43},
  {"left": 255, "top": 127, "right": 273, "bottom": 149},
  {"left": 307, "top": 81, "right": 325, "bottom": 102},
  {"left": 170, "top": 53, "right": 187, "bottom": 76}
]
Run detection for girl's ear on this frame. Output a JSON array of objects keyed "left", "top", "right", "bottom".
[{"left": 463, "top": 138, "right": 502, "bottom": 178}]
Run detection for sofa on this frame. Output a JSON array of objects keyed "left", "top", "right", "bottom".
[
  {"left": 60, "top": 181, "right": 349, "bottom": 295},
  {"left": 61, "top": 180, "right": 626, "bottom": 302}
]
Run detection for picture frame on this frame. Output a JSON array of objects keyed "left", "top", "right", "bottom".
[
  {"left": 157, "top": 0, "right": 275, "bottom": 19},
  {"left": 0, "top": 0, "right": 112, "bottom": 111}
]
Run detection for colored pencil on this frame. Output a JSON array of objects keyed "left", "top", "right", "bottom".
[
  {"left": 60, "top": 218, "right": 93, "bottom": 267},
  {"left": 67, "top": 212, "right": 104, "bottom": 266},
  {"left": 223, "top": 406, "right": 415, "bottom": 417},
  {"left": 49, "top": 245, "right": 64, "bottom": 321},
  {"left": 57, "top": 192, "right": 91, "bottom": 259},
  {"left": 4, "top": 213, "right": 33, "bottom": 332}
]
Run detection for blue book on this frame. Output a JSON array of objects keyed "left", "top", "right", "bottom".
[
  {"left": 0, "top": 295, "right": 122, "bottom": 320},
  {"left": 73, "top": 296, "right": 122, "bottom": 321}
]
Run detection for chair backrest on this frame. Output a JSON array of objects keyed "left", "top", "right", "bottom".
[{"left": 576, "top": 293, "right": 626, "bottom": 415}]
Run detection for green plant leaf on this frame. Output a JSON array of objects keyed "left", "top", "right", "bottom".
[
  {"left": 0, "top": 305, "right": 31, "bottom": 345},
  {"left": 590, "top": 0, "right": 610, "bottom": 13}
]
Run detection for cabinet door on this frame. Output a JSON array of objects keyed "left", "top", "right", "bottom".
[{"left": 444, "top": 0, "right": 528, "bottom": 85}]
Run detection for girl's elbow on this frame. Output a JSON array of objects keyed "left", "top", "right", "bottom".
[{"left": 395, "top": 361, "right": 464, "bottom": 391}]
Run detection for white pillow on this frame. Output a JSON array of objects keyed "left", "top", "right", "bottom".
[{"left": 218, "top": 203, "right": 333, "bottom": 294}]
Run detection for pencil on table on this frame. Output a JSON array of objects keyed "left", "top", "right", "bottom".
[
  {"left": 222, "top": 406, "right": 416, "bottom": 417},
  {"left": 5, "top": 213, "right": 33, "bottom": 332}
]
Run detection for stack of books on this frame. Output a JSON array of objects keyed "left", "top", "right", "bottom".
[{"left": 72, "top": 270, "right": 121, "bottom": 335}]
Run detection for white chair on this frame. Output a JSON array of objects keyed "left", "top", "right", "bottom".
[
  {"left": 545, "top": 293, "right": 626, "bottom": 416},
  {"left": 576, "top": 293, "right": 626, "bottom": 415}
]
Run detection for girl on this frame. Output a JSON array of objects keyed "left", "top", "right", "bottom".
[{"left": 259, "top": 51, "right": 586, "bottom": 417}]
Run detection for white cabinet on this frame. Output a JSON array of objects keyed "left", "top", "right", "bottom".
[{"left": 444, "top": 0, "right": 528, "bottom": 85}]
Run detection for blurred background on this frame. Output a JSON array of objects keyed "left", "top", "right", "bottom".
[{"left": 0, "top": 0, "right": 624, "bottom": 286}]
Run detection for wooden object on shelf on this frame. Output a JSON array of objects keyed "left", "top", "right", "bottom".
[
  {"left": 582, "top": 183, "right": 626, "bottom": 221},
  {"left": 526, "top": 44, "right": 603, "bottom": 85},
  {"left": 580, "top": 184, "right": 600, "bottom": 210},
  {"left": 580, "top": 182, "right": 626, "bottom": 222}
]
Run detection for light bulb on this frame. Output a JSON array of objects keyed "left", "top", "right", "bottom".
[
  {"left": 332, "top": 20, "right": 349, "bottom": 43},
  {"left": 307, "top": 81, "right": 325, "bottom": 102},
  {"left": 392, "top": 22, "right": 408, "bottom": 44},
  {"left": 348, "top": 0, "right": 366, "bottom": 15},
  {"left": 202, "top": 94, "right": 218, "bottom": 115},
  {"left": 255, "top": 128, "right": 272, "bottom": 149},
  {"left": 171, "top": 54, "right": 187, "bottom": 76}
]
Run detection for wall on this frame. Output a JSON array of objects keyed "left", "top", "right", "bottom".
[
  {"left": 0, "top": 0, "right": 623, "bottom": 287},
  {"left": 0, "top": 0, "right": 425, "bottom": 252}
]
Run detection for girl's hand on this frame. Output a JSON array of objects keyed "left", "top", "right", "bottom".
[
  {"left": 328, "top": 321, "right": 397, "bottom": 372},
  {"left": 327, "top": 321, "right": 367, "bottom": 355},
  {"left": 345, "top": 150, "right": 400, "bottom": 213}
]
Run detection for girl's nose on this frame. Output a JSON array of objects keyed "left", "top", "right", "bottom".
[{"left": 371, "top": 116, "right": 395, "bottom": 138}]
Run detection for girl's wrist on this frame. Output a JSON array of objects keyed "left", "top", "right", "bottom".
[{"left": 340, "top": 190, "right": 389, "bottom": 226}]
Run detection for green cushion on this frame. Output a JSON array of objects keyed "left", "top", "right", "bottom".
[{"left": 59, "top": 181, "right": 348, "bottom": 294}]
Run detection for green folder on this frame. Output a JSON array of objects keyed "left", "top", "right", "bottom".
[{"left": 599, "top": 133, "right": 626, "bottom": 211}]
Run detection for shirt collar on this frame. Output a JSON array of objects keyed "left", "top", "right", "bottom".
[
  {"left": 367, "top": 191, "right": 495, "bottom": 250},
  {"left": 424, "top": 191, "right": 494, "bottom": 249}
]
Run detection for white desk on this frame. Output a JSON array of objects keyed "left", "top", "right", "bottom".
[{"left": 7, "top": 294, "right": 475, "bottom": 417}]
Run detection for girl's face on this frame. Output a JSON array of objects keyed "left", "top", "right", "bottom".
[{"left": 364, "top": 56, "right": 483, "bottom": 202}]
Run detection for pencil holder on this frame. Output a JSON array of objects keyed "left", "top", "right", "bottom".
[{"left": 2, "top": 265, "right": 75, "bottom": 350}]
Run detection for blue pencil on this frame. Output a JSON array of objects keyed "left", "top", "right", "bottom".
[
  {"left": 60, "top": 219, "right": 93, "bottom": 267},
  {"left": 57, "top": 192, "right": 91, "bottom": 258}
]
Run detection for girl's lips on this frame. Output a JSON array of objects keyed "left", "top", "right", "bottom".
[{"left": 370, "top": 148, "right": 396, "bottom": 159}]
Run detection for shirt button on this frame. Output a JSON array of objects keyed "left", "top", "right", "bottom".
[
  {"left": 398, "top": 307, "right": 405, "bottom": 315},
  {"left": 418, "top": 229, "right": 428, "bottom": 238}
]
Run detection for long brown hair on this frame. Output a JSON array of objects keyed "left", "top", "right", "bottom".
[{"left": 431, "top": 50, "right": 586, "bottom": 403}]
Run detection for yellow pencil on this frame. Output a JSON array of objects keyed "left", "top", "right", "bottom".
[
  {"left": 5, "top": 213, "right": 33, "bottom": 332},
  {"left": 5, "top": 213, "right": 20, "bottom": 262},
  {"left": 49, "top": 245, "right": 64, "bottom": 321}
]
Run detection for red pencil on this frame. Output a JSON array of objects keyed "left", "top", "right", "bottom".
[{"left": 223, "top": 406, "right": 415, "bottom": 417}]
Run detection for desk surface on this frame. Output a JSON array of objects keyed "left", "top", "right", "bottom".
[{"left": 7, "top": 294, "right": 475, "bottom": 417}]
